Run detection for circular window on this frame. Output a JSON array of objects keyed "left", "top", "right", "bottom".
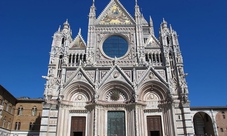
[{"left": 103, "top": 36, "right": 128, "bottom": 58}]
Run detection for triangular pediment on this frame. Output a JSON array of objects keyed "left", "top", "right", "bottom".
[
  {"left": 64, "top": 67, "right": 95, "bottom": 87},
  {"left": 96, "top": 0, "right": 135, "bottom": 25},
  {"left": 69, "top": 30, "right": 86, "bottom": 49},
  {"left": 99, "top": 65, "right": 133, "bottom": 88},
  {"left": 145, "top": 35, "right": 161, "bottom": 48},
  {"left": 137, "top": 66, "right": 168, "bottom": 86}
]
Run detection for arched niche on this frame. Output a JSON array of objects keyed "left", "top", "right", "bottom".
[
  {"left": 137, "top": 81, "right": 169, "bottom": 109},
  {"left": 98, "top": 81, "right": 133, "bottom": 103},
  {"left": 63, "top": 81, "right": 95, "bottom": 102},
  {"left": 137, "top": 81, "right": 168, "bottom": 101}
]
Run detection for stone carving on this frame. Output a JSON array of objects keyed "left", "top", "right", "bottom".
[
  {"left": 149, "top": 72, "right": 155, "bottom": 79},
  {"left": 110, "top": 91, "right": 120, "bottom": 101},
  {"left": 95, "top": 27, "right": 134, "bottom": 32},
  {"left": 77, "top": 72, "right": 82, "bottom": 79},
  {"left": 66, "top": 71, "right": 73, "bottom": 79},
  {"left": 100, "top": 70, "right": 108, "bottom": 79},
  {"left": 85, "top": 71, "right": 95, "bottom": 81},
  {"left": 137, "top": 70, "right": 145, "bottom": 80},
  {"left": 157, "top": 70, "right": 166, "bottom": 80},
  {"left": 123, "top": 70, "right": 131, "bottom": 79},
  {"left": 113, "top": 71, "right": 119, "bottom": 78},
  {"left": 106, "top": 90, "right": 126, "bottom": 102}
]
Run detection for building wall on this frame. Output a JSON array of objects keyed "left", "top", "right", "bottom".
[
  {"left": 12, "top": 99, "right": 43, "bottom": 131},
  {"left": 191, "top": 107, "right": 227, "bottom": 136},
  {"left": 216, "top": 111, "right": 227, "bottom": 136},
  {"left": 0, "top": 85, "right": 16, "bottom": 131},
  {"left": 0, "top": 85, "right": 44, "bottom": 136}
]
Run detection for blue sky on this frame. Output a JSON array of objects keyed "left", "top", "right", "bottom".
[{"left": 0, "top": 0, "right": 226, "bottom": 106}]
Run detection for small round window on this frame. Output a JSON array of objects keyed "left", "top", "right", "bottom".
[{"left": 103, "top": 36, "right": 128, "bottom": 58}]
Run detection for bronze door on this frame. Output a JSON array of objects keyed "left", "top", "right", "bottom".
[
  {"left": 107, "top": 111, "right": 126, "bottom": 136},
  {"left": 147, "top": 116, "right": 163, "bottom": 136},
  {"left": 70, "top": 117, "right": 86, "bottom": 136}
]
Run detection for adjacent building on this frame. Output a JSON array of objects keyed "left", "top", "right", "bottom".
[
  {"left": 191, "top": 107, "right": 227, "bottom": 136},
  {"left": 0, "top": 85, "right": 16, "bottom": 135},
  {"left": 0, "top": 85, "right": 44, "bottom": 136}
]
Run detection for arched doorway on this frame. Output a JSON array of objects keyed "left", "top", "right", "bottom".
[{"left": 193, "top": 112, "right": 214, "bottom": 136}]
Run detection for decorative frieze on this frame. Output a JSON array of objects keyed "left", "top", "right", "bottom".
[
  {"left": 49, "top": 119, "right": 57, "bottom": 125},
  {"left": 95, "top": 27, "right": 135, "bottom": 32},
  {"left": 49, "top": 111, "right": 58, "bottom": 118},
  {"left": 69, "top": 110, "right": 87, "bottom": 113},
  {"left": 144, "top": 109, "right": 162, "bottom": 113}
]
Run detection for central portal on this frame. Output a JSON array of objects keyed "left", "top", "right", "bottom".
[{"left": 107, "top": 111, "right": 125, "bottom": 136}]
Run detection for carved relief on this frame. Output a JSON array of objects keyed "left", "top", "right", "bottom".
[
  {"left": 77, "top": 72, "right": 82, "bottom": 79},
  {"left": 144, "top": 92, "right": 160, "bottom": 109},
  {"left": 85, "top": 71, "right": 95, "bottom": 82},
  {"left": 137, "top": 70, "right": 145, "bottom": 80},
  {"left": 157, "top": 70, "right": 166, "bottom": 81},
  {"left": 72, "top": 92, "right": 88, "bottom": 102},
  {"left": 49, "top": 119, "right": 57, "bottom": 125},
  {"left": 149, "top": 72, "right": 155, "bottom": 79},
  {"left": 169, "top": 77, "right": 178, "bottom": 92},
  {"left": 95, "top": 27, "right": 134, "bottom": 33},
  {"left": 66, "top": 71, "right": 74, "bottom": 80},
  {"left": 113, "top": 71, "right": 119, "bottom": 78},
  {"left": 123, "top": 70, "right": 131, "bottom": 79},
  {"left": 110, "top": 91, "right": 120, "bottom": 101},
  {"left": 106, "top": 90, "right": 126, "bottom": 102},
  {"left": 100, "top": 70, "right": 108, "bottom": 79}
]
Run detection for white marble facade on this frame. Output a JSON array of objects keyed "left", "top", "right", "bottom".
[{"left": 40, "top": 0, "right": 194, "bottom": 135}]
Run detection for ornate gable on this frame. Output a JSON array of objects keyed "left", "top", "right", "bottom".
[
  {"left": 145, "top": 35, "right": 161, "bottom": 48},
  {"left": 137, "top": 66, "right": 168, "bottom": 86},
  {"left": 64, "top": 67, "right": 95, "bottom": 88},
  {"left": 69, "top": 29, "right": 86, "bottom": 49},
  {"left": 99, "top": 65, "right": 133, "bottom": 88},
  {"left": 96, "top": 0, "right": 135, "bottom": 25}
]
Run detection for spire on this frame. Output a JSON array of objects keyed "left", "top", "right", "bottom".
[
  {"left": 149, "top": 16, "right": 154, "bottom": 34},
  {"left": 161, "top": 18, "right": 168, "bottom": 29},
  {"left": 78, "top": 28, "right": 81, "bottom": 35},
  {"left": 58, "top": 25, "right": 61, "bottom": 32},
  {"left": 149, "top": 16, "right": 153, "bottom": 26},
  {"left": 135, "top": 0, "right": 141, "bottom": 17},
  {"left": 89, "top": 0, "right": 96, "bottom": 18},
  {"left": 64, "top": 19, "right": 69, "bottom": 25},
  {"left": 63, "top": 19, "right": 70, "bottom": 29},
  {"left": 170, "top": 24, "right": 173, "bottom": 33},
  {"left": 163, "top": 18, "right": 167, "bottom": 23}
]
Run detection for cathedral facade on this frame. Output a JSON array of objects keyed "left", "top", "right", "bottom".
[{"left": 40, "top": 0, "right": 194, "bottom": 136}]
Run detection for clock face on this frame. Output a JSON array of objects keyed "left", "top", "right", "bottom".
[{"left": 102, "top": 36, "right": 128, "bottom": 58}]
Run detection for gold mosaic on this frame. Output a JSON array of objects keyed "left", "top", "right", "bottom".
[{"left": 100, "top": 4, "right": 132, "bottom": 25}]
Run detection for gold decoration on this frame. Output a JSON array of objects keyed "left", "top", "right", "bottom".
[
  {"left": 100, "top": 4, "right": 131, "bottom": 25},
  {"left": 71, "top": 37, "right": 85, "bottom": 48}
]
